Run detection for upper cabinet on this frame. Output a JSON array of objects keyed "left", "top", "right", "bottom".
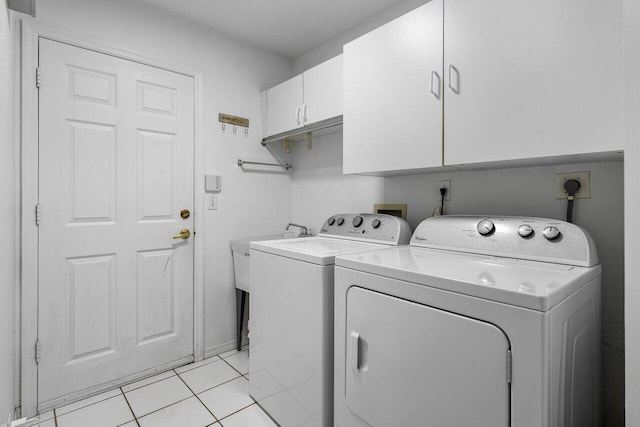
[
  {"left": 264, "top": 74, "right": 304, "bottom": 137},
  {"left": 343, "top": 0, "right": 623, "bottom": 175},
  {"left": 303, "top": 55, "right": 343, "bottom": 125},
  {"left": 443, "top": 0, "right": 623, "bottom": 166},
  {"left": 343, "top": 0, "right": 443, "bottom": 175},
  {"left": 263, "top": 55, "right": 343, "bottom": 138}
]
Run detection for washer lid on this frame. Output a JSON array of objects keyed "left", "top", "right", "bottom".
[
  {"left": 251, "top": 236, "right": 392, "bottom": 265},
  {"left": 336, "top": 246, "right": 601, "bottom": 311}
]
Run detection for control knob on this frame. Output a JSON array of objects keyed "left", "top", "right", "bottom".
[
  {"left": 327, "top": 217, "right": 335, "bottom": 226},
  {"left": 371, "top": 219, "right": 381, "bottom": 229},
  {"left": 352, "top": 216, "right": 363, "bottom": 228},
  {"left": 518, "top": 225, "right": 534, "bottom": 238},
  {"left": 542, "top": 226, "right": 561, "bottom": 241},
  {"left": 336, "top": 217, "right": 345, "bottom": 226},
  {"left": 477, "top": 219, "right": 495, "bottom": 236}
]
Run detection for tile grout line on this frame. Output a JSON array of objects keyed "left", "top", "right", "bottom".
[
  {"left": 215, "top": 402, "right": 256, "bottom": 425},
  {"left": 180, "top": 356, "right": 245, "bottom": 395},
  {"left": 53, "top": 390, "right": 122, "bottom": 418},
  {"left": 48, "top": 352, "right": 248, "bottom": 427},
  {"left": 174, "top": 369, "right": 222, "bottom": 425},
  {"left": 173, "top": 356, "right": 221, "bottom": 375},
  {"left": 121, "top": 370, "right": 178, "bottom": 393},
  {"left": 129, "top": 394, "right": 194, "bottom": 422},
  {"left": 120, "top": 387, "right": 141, "bottom": 427},
  {"left": 218, "top": 354, "right": 247, "bottom": 377}
]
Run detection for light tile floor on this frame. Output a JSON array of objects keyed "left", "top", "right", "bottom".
[{"left": 27, "top": 348, "right": 278, "bottom": 427}]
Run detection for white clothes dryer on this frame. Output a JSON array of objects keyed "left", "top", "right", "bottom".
[
  {"left": 249, "top": 213, "right": 411, "bottom": 427},
  {"left": 334, "top": 216, "right": 601, "bottom": 427}
]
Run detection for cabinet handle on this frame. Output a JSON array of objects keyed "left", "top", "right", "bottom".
[
  {"left": 350, "top": 331, "right": 361, "bottom": 371},
  {"left": 448, "top": 64, "right": 460, "bottom": 94},
  {"left": 430, "top": 71, "right": 441, "bottom": 100},
  {"left": 296, "top": 107, "right": 301, "bottom": 125},
  {"left": 302, "top": 104, "right": 308, "bottom": 123}
]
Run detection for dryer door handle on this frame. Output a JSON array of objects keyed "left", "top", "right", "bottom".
[{"left": 350, "top": 331, "right": 361, "bottom": 371}]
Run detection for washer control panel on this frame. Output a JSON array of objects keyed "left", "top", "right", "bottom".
[
  {"left": 412, "top": 215, "right": 598, "bottom": 267},
  {"left": 319, "top": 213, "right": 412, "bottom": 245}
]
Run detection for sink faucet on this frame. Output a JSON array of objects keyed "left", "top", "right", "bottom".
[{"left": 286, "top": 223, "right": 309, "bottom": 236}]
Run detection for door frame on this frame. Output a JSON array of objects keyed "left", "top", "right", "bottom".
[{"left": 19, "top": 20, "right": 206, "bottom": 416}]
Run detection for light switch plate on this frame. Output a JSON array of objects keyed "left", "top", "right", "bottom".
[
  {"left": 207, "top": 194, "right": 218, "bottom": 210},
  {"left": 205, "top": 175, "right": 222, "bottom": 192}
]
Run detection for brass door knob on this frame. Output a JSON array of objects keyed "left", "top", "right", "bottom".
[{"left": 173, "top": 229, "right": 191, "bottom": 240}]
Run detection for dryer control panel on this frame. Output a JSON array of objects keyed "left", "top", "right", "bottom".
[
  {"left": 411, "top": 215, "right": 598, "bottom": 267},
  {"left": 319, "top": 213, "right": 411, "bottom": 246}
]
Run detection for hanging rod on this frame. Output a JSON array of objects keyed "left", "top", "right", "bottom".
[
  {"left": 261, "top": 116, "right": 342, "bottom": 146},
  {"left": 237, "top": 159, "right": 292, "bottom": 170}
]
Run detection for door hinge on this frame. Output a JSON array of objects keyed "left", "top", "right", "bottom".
[
  {"left": 35, "top": 339, "right": 41, "bottom": 364},
  {"left": 35, "top": 67, "right": 41, "bottom": 88},
  {"left": 35, "top": 203, "right": 41, "bottom": 226},
  {"left": 506, "top": 349, "right": 512, "bottom": 384}
]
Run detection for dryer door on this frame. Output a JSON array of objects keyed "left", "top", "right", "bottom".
[{"left": 346, "top": 287, "right": 510, "bottom": 427}]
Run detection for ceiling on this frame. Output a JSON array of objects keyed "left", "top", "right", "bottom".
[{"left": 133, "top": 0, "right": 407, "bottom": 58}]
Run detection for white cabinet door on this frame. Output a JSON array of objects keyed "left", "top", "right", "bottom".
[
  {"left": 444, "top": 0, "right": 624, "bottom": 165},
  {"left": 303, "top": 54, "right": 343, "bottom": 125},
  {"left": 264, "top": 56, "right": 342, "bottom": 137},
  {"left": 265, "top": 74, "right": 303, "bottom": 136},
  {"left": 343, "top": 0, "right": 443, "bottom": 175},
  {"left": 38, "top": 39, "right": 194, "bottom": 408},
  {"left": 346, "top": 287, "right": 510, "bottom": 427}
]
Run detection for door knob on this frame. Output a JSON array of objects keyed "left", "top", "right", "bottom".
[{"left": 173, "top": 229, "right": 191, "bottom": 240}]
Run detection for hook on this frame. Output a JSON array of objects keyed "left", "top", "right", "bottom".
[
  {"left": 221, "top": 123, "right": 226, "bottom": 133},
  {"left": 244, "top": 127, "right": 249, "bottom": 137},
  {"left": 233, "top": 125, "right": 237, "bottom": 135}
]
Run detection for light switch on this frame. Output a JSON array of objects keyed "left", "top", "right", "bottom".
[{"left": 207, "top": 194, "right": 218, "bottom": 210}]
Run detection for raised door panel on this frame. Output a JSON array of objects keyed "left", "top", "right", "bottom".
[
  {"left": 343, "top": 1, "right": 443, "bottom": 175},
  {"left": 444, "top": 0, "right": 624, "bottom": 165},
  {"left": 265, "top": 74, "right": 303, "bottom": 136},
  {"left": 303, "top": 54, "right": 343, "bottom": 125},
  {"left": 346, "top": 287, "right": 510, "bottom": 427}
]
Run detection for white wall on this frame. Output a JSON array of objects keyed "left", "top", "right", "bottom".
[
  {"left": 290, "top": 131, "right": 384, "bottom": 230},
  {"left": 0, "top": 2, "right": 16, "bottom": 420},
  {"left": 31, "top": 0, "right": 294, "bottom": 357},
  {"left": 292, "top": 0, "right": 429, "bottom": 73},
  {"left": 625, "top": 0, "right": 640, "bottom": 423}
]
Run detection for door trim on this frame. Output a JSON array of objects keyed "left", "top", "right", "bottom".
[{"left": 19, "top": 20, "right": 206, "bottom": 416}]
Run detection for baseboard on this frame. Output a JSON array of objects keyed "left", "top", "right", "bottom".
[{"left": 204, "top": 337, "right": 248, "bottom": 359}]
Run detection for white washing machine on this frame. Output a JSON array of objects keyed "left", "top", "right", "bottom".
[
  {"left": 249, "top": 213, "right": 411, "bottom": 426},
  {"left": 334, "top": 216, "right": 601, "bottom": 427}
]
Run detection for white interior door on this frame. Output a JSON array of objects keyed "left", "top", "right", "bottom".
[
  {"left": 37, "top": 38, "right": 195, "bottom": 408},
  {"left": 346, "top": 287, "right": 510, "bottom": 427}
]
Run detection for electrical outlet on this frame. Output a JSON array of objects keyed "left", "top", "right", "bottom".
[
  {"left": 555, "top": 171, "right": 591, "bottom": 199},
  {"left": 207, "top": 194, "right": 218, "bottom": 210},
  {"left": 438, "top": 180, "right": 451, "bottom": 201}
]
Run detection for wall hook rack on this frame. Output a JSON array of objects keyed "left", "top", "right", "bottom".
[{"left": 219, "top": 113, "right": 249, "bottom": 133}]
